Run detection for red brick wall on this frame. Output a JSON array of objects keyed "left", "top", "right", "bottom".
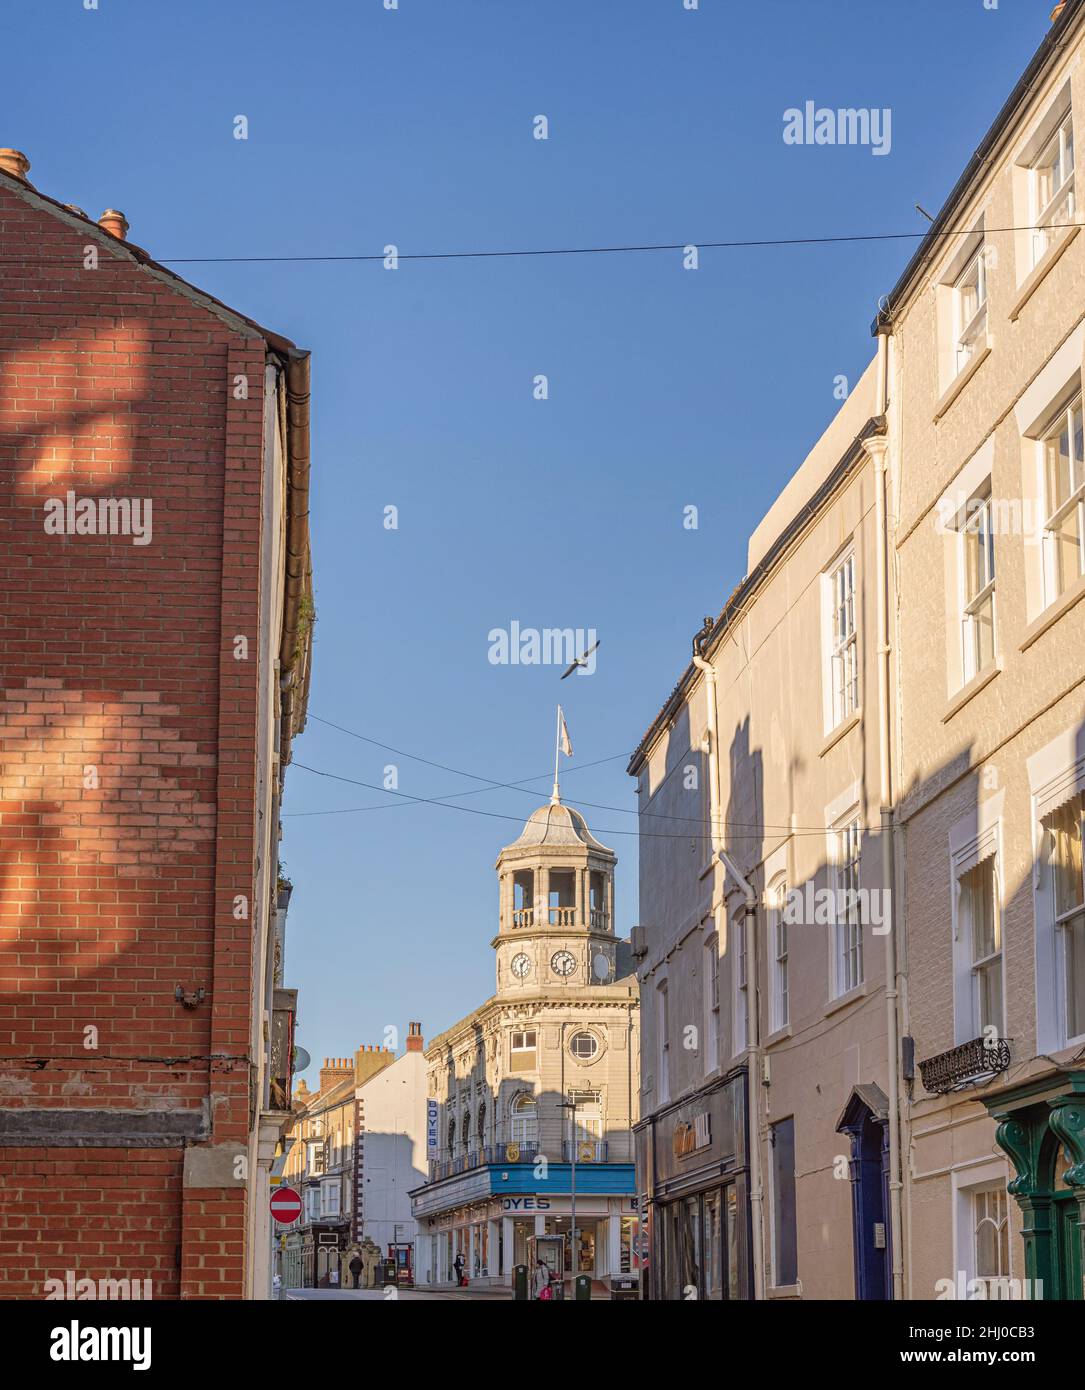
[
  {"left": 0, "top": 181, "right": 268, "bottom": 1298},
  {"left": 0, "top": 1148, "right": 183, "bottom": 1299}
]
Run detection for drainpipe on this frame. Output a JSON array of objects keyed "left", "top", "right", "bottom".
[
  {"left": 692, "top": 655, "right": 721, "bottom": 860},
  {"left": 717, "top": 847, "right": 765, "bottom": 1301},
  {"left": 695, "top": 649, "right": 766, "bottom": 1299},
  {"left": 868, "top": 322, "right": 904, "bottom": 1302}
]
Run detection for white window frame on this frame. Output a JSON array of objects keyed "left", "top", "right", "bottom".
[
  {"left": 952, "top": 1161, "right": 1013, "bottom": 1289},
  {"left": 950, "top": 803, "right": 1005, "bottom": 1044},
  {"left": 1030, "top": 107, "right": 1076, "bottom": 267},
  {"left": 703, "top": 923, "right": 720, "bottom": 1071},
  {"left": 510, "top": 1093, "right": 537, "bottom": 1147},
  {"left": 509, "top": 1028, "right": 538, "bottom": 1070},
  {"left": 565, "top": 1091, "right": 603, "bottom": 1144},
  {"left": 569, "top": 1030, "right": 599, "bottom": 1061},
  {"left": 769, "top": 877, "right": 789, "bottom": 1032},
  {"left": 961, "top": 856, "right": 1004, "bottom": 1039},
  {"left": 958, "top": 489, "right": 997, "bottom": 682},
  {"left": 1039, "top": 392, "right": 1085, "bottom": 604},
  {"left": 733, "top": 909, "right": 749, "bottom": 1056},
  {"left": 824, "top": 549, "right": 859, "bottom": 731},
  {"left": 833, "top": 819, "right": 864, "bottom": 998},
  {"left": 953, "top": 244, "right": 989, "bottom": 378},
  {"left": 657, "top": 979, "right": 670, "bottom": 1103},
  {"left": 1045, "top": 794, "right": 1085, "bottom": 1047}
]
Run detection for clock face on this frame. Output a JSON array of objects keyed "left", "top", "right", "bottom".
[
  {"left": 510, "top": 952, "right": 532, "bottom": 979},
  {"left": 592, "top": 952, "right": 610, "bottom": 982},
  {"left": 550, "top": 949, "right": 577, "bottom": 978}
]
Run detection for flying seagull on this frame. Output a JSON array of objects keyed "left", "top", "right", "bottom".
[{"left": 560, "top": 639, "right": 600, "bottom": 679}]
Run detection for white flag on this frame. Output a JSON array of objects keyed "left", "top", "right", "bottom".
[{"left": 558, "top": 706, "right": 573, "bottom": 758}]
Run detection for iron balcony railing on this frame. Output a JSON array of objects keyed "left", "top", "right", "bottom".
[
  {"left": 428, "top": 1142, "right": 540, "bottom": 1183},
  {"left": 918, "top": 1035, "right": 1012, "bottom": 1095}
]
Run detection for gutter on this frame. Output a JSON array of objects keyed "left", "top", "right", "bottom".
[{"left": 278, "top": 350, "right": 313, "bottom": 768}]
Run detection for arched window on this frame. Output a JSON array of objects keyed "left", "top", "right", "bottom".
[
  {"left": 447, "top": 1117, "right": 455, "bottom": 1155},
  {"left": 510, "top": 1093, "right": 537, "bottom": 1146},
  {"left": 477, "top": 1099, "right": 486, "bottom": 1148},
  {"left": 462, "top": 1109, "right": 471, "bottom": 1151}
]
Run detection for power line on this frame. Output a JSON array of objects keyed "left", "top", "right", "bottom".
[
  {"left": 297, "top": 711, "right": 844, "bottom": 833},
  {"left": 8, "top": 221, "right": 1067, "bottom": 270},
  {"left": 287, "top": 760, "right": 853, "bottom": 842}
]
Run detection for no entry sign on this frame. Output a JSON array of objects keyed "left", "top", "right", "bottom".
[{"left": 270, "top": 1185, "right": 303, "bottom": 1225}]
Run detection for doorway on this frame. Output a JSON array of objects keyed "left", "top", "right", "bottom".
[{"left": 837, "top": 1086, "right": 891, "bottom": 1300}]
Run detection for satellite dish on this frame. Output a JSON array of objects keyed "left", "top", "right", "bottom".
[
  {"left": 293, "top": 1047, "right": 311, "bottom": 1073},
  {"left": 592, "top": 952, "right": 610, "bottom": 982}
]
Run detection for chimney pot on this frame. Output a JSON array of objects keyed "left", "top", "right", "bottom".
[
  {"left": 99, "top": 208, "right": 129, "bottom": 240},
  {"left": 0, "top": 149, "right": 31, "bottom": 181}
]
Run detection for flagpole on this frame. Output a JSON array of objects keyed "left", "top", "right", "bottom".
[{"left": 552, "top": 705, "right": 562, "bottom": 805}]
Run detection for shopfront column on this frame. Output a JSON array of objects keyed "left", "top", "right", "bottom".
[
  {"left": 501, "top": 1216, "right": 515, "bottom": 1277},
  {"left": 607, "top": 1209, "right": 621, "bottom": 1277}
]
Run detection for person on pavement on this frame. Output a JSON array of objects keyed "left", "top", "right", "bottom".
[{"left": 533, "top": 1257, "right": 552, "bottom": 1300}]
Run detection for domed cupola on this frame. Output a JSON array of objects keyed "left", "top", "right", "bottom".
[{"left": 492, "top": 786, "right": 618, "bottom": 994}]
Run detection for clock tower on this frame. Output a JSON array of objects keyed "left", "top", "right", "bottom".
[{"left": 492, "top": 794, "right": 618, "bottom": 994}]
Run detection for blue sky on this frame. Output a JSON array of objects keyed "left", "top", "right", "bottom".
[{"left": 6, "top": 0, "right": 1054, "bottom": 1077}]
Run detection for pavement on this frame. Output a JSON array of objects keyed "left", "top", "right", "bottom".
[
  {"left": 284, "top": 1279, "right": 621, "bottom": 1301},
  {"left": 285, "top": 1286, "right": 512, "bottom": 1301}
]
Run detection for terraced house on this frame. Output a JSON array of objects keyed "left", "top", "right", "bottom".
[
  {"left": 889, "top": 0, "right": 1085, "bottom": 1302},
  {"left": 629, "top": 0, "right": 1085, "bottom": 1302}
]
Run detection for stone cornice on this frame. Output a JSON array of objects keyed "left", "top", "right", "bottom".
[{"left": 424, "top": 990, "right": 638, "bottom": 1059}]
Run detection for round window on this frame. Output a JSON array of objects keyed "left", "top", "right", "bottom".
[{"left": 570, "top": 1031, "right": 599, "bottom": 1060}]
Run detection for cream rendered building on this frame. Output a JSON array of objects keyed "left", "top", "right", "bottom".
[
  {"left": 630, "top": 359, "right": 900, "bottom": 1302},
  {"left": 885, "top": 0, "right": 1085, "bottom": 1302},
  {"left": 410, "top": 798, "right": 640, "bottom": 1291},
  {"left": 629, "top": 0, "right": 1085, "bottom": 1304}
]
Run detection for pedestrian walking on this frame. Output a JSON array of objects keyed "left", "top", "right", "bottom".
[
  {"left": 349, "top": 1253, "right": 363, "bottom": 1290},
  {"left": 533, "top": 1257, "right": 552, "bottom": 1301},
  {"left": 453, "top": 1250, "right": 466, "bottom": 1287}
]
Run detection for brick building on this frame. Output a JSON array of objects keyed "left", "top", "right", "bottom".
[{"left": 0, "top": 147, "right": 313, "bottom": 1298}]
